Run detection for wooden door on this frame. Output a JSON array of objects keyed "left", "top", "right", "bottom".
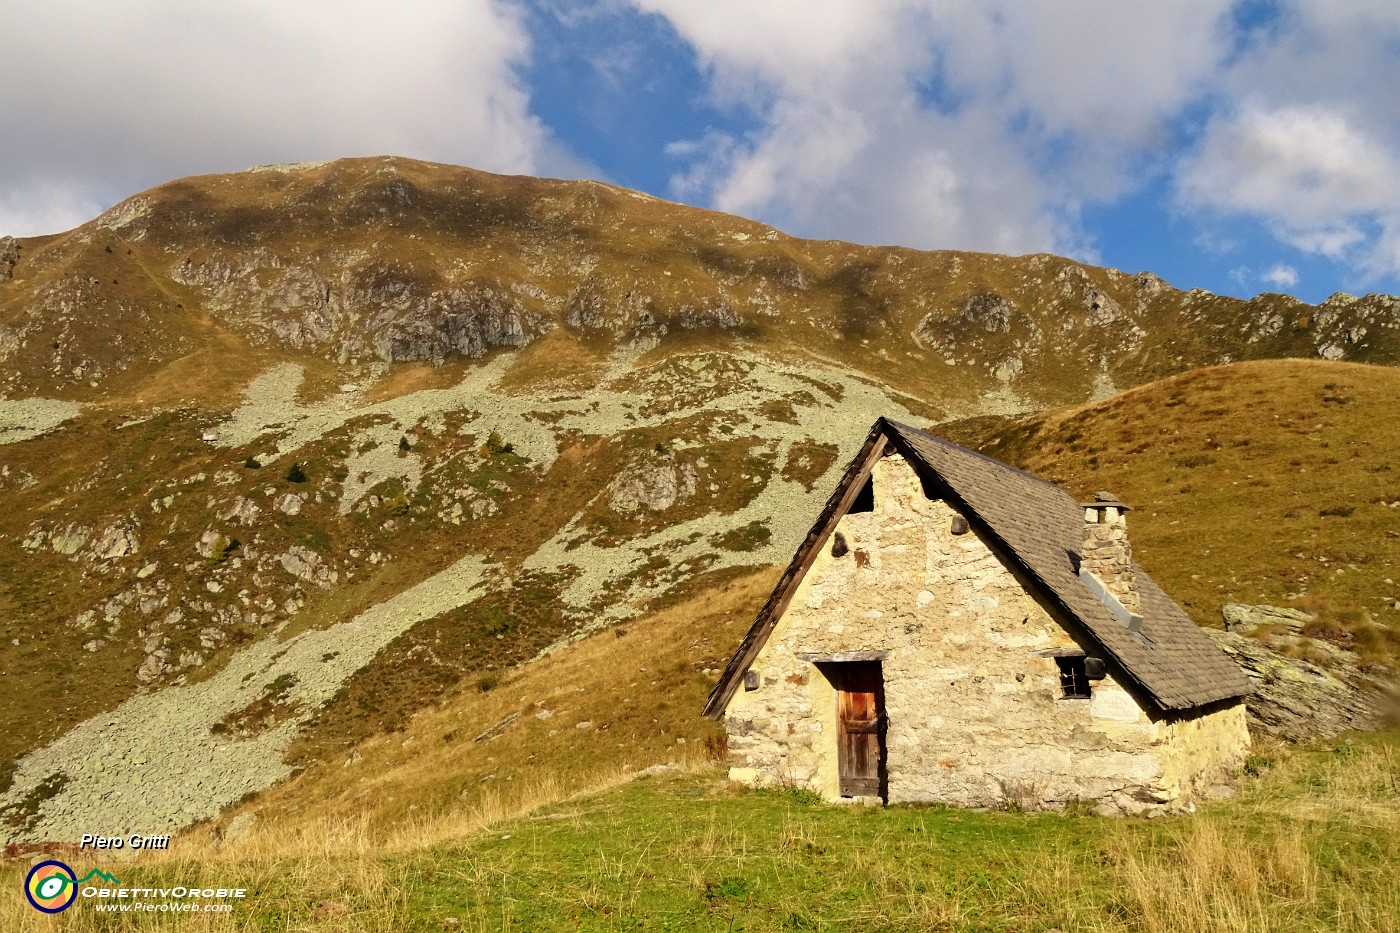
[{"left": 830, "top": 662, "right": 886, "bottom": 799}]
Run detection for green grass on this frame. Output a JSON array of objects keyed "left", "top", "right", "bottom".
[
  {"left": 5, "top": 733, "right": 1395, "bottom": 932},
  {"left": 391, "top": 738, "right": 1399, "bottom": 932},
  {"left": 402, "top": 774, "right": 1109, "bottom": 931}
]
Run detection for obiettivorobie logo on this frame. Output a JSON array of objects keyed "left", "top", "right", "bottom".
[
  {"left": 24, "top": 861, "right": 112, "bottom": 914},
  {"left": 24, "top": 861, "right": 246, "bottom": 915}
]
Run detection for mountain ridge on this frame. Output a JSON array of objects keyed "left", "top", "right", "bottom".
[{"left": 2, "top": 157, "right": 1396, "bottom": 410}]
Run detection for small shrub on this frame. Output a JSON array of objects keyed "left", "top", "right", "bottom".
[
  {"left": 285, "top": 462, "right": 307, "bottom": 483},
  {"left": 243, "top": 457, "right": 261, "bottom": 469},
  {"left": 264, "top": 673, "right": 297, "bottom": 699},
  {"left": 399, "top": 436, "right": 411, "bottom": 452},
  {"left": 707, "top": 876, "right": 753, "bottom": 900},
  {"left": 781, "top": 787, "right": 823, "bottom": 806},
  {"left": 758, "top": 784, "right": 822, "bottom": 806},
  {"left": 483, "top": 431, "right": 514, "bottom": 456},
  {"left": 476, "top": 674, "right": 500, "bottom": 692},
  {"left": 1301, "top": 619, "right": 1353, "bottom": 645}
]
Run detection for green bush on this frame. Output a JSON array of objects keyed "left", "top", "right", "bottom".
[
  {"left": 209, "top": 534, "right": 240, "bottom": 563},
  {"left": 243, "top": 456, "right": 261, "bottom": 469},
  {"left": 285, "top": 462, "right": 307, "bottom": 483},
  {"left": 483, "top": 431, "right": 514, "bottom": 456}
]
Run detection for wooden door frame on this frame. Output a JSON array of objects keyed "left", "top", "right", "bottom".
[{"left": 818, "top": 660, "right": 888, "bottom": 802}]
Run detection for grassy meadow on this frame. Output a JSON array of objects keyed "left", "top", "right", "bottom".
[{"left": 2, "top": 732, "right": 1396, "bottom": 931}]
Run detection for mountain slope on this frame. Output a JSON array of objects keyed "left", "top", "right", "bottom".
[
  {"left": 940, "top": 359, "right": 1400, "bottom": 661},
  {"left": 0, "top": 159, "right": 1397, "bottom": 842}
]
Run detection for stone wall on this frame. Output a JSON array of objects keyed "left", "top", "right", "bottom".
[
  {"left": 1157, "top": 703, "right": 1251, "bottom": 801},
  {"left": 723, "top": 454, "right": 1248, "bottom": 812}
]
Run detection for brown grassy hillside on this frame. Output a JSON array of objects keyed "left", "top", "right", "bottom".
[
  {"left": 3, "top": 157, "right": 1397, "bottom": 410},
  {"left": 941, "top": 360, "right": 1400, "bottom": 663}
]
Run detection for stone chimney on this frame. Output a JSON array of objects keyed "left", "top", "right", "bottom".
[{"left": 1078, "top": 492, "right": 1141, "bottom": 620}]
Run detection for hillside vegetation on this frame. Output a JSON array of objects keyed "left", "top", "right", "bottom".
[
  {"left": 941, "top": 360, "right": 1400, "bottom": 664},
  {"left": 3, "top": 554, "right": 1396, "bottom": 930},
  {"left": 3, "top": 157, "right": 1397, "bottom": 408}
]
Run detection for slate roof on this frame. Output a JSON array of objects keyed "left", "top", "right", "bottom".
[{"left": 705, "top": 418, "right": 1252, "bottom": 718}]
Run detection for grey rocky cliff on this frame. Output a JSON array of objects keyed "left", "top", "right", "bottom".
[
  {"left": 170, "top": 254, "right": 547, "bottom": 364},
  {"left": 1210, "top": 603, "right": 1396, "bottom": 742}
]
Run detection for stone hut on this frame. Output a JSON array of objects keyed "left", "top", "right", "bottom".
[{"left": 706, "top": 419, "right": 1252, "bottom": 814}]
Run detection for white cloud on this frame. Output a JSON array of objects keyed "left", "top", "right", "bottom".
[
  {"left": 0, "top": 183, "right": 106, "bottom": 243},
  {"left": 632, "top": 0, "right": 1236, "bottom": 257},
  {"left": 1174, "top": 2, "right": 1400, "bottom": 278},
  {"left": 1261, "top": 263, "right": 1299, "bottom": 289},
  {"left": 1178, "top": 104, "right": 1400, "bottom": 233},
  {"left": 0, "top": 0, "right": 572, "bottom": 236}
]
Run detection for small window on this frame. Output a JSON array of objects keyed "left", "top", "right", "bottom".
[{"left": 1056, "top": 656, "right": 1092, "bottom": 699}]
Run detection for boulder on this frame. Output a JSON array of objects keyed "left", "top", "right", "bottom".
[
  {"left": 610, "top": 463, "right": 698, "bottom": 513},
  {"left": 0, "top": 236, "right": 17, "bottom": 282},
  {"left": 278, "top": 545, "right": 336, "bottom": 587},
  {"left": 92, "top": 522, "right": 139, "bottom": 560},
  {"left": 1221, "top": 602, "right": 1310, "bottom": 634},
  {"left": 50, "top": 524, "right": 92, "bottom": 556}
]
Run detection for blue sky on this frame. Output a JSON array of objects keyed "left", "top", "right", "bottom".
[{"left": 3, "top": 1, "right": 1400, "bottom": 305}]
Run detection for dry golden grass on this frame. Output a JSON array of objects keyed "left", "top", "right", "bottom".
[
  {"left": 494, "top": 328, "right": 612, "bottom": 393},
  {"left": 206, "top": 565, "right": 776, "bottom": 843},
  {"left": 942, "top": 359, "right": 1400, "bottom": 661},
  {"left": 357, "top": 359, "right": 476, "bottom": 405}
]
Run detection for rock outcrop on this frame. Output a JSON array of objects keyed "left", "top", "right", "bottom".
[
  {"left": 609, "top": 463, "right": 699, "bottom": 513},
  {"left": 1211, "top": 603, "right": 1396, "bottom": 742},
  {"left": 92, "top": 522, "right": 139, "bottom": 560},
  {"left": 0, "top": 236, "right": 17, "bottom": 281}
]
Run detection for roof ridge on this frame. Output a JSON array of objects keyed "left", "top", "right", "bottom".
[{"left": 884, "top": 419, "right": 1066, "bottom": 492}]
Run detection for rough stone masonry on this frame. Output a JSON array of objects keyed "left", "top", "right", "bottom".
[{"left": 722, "top": 455, "right": 1248, "bottom": 814}]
